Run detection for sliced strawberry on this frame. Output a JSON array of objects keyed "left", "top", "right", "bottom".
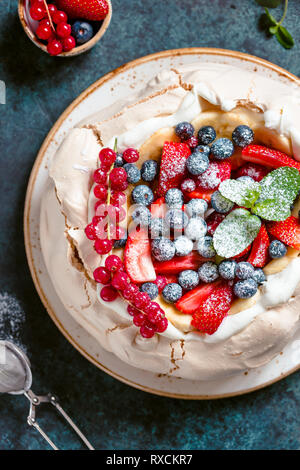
[
  {"left": 164, "top": 274, "right": 178, "bottom": 284},
  {"left": 197, "top": 161, "right": 231, "bottom": 190},
  {"left": 154, "top": 252, "right": 207, "bottom": 274},
  {"left": 206, "top": 212, "right": 226, "bottom": 236},
  {"left": 267, "top": 216, "right": 300, "bottom": 250},
  {"left": 191, "top": 282, "right": 233, "bottom": 335},
  {"left": 242, "top": 145, "right": 300, "bottom": 171},
  {"left": 247, "top": 224, "right": 270, "bottom": 267},
  {"left": 229, "top": 148, "right": 244, "bottom": 170},
  {"left": 150, "top": 197, "right": 167, "bottom": 218},
  {"left": 124, "top": 229, "right": 156, "bottom": 283},
  {"left": 186, "top": 189, "right": 214, "bottom": 202},
  {"left": 235, "top": 162, "right": 269, "bottom": 182},
  {"left": 232, "top": 243, "right": 252, "bottom": 260},
  {"left": 157, "top": 142, "right": 191, "bottom": 196},
  {"left": 176, "top": 281, "right": 221, "bottom": 315}
]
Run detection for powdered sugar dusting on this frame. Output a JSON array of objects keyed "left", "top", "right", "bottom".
[{"left": 0, "top": 293, "right": 26, "bottom": 350}]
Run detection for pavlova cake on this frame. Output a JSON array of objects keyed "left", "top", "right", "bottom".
[{"left": 40, "top": 62, "right": 300, "bottom": 381}]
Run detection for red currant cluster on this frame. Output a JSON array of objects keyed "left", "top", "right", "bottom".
[
  {"left": 94, "top": 255, "right": 168, "bottom": 338},
  {"left": 29, "top": 0, "right": 76, "bottom": 55}
]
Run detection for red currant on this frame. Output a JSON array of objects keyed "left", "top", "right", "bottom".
[
  {"left": 110, "top": 225, "right": 126, "bottom": 241},
  {"left": 154, "top": 276, "right": 167, "bottom": 293},
  {"left": 36, "top": 23, "right": 53, "bottom": 41},
  {"left": 39, "top": 18, "right": 50, "bottom": 28},
  {"left": 62, "top": 36, "right": 76, "bottom": 52},
  {"left": 94, "top": 184, "right": 108, "bottom": 201},
  {"left": 144, "top": 302, "right": 162, "bottom": 316},
  {"left": 140, "top": 322, "right": 156, "bottom": 338},
  {"left": 111, "top": 191, "right": 126, "bottom": 206},
  {"left": 85, "top": 223, "right": 96, "bottom": 240},
  {"left": 110, "top": 168, "right": 127, "bottom": 190},
  {"left": 155, "top": 317, "right": 168, "bottom": 333},
  {"left": 112, "top": 272, "right": 130, "bottom": 291},
  {"left": 107, "top": 205, "right": 126, "bottom": 224},
  {"left": 52, "top": 10, "right": 68, "bottom": 24},
  {"left": 123, "top": 284, "right": 139, "bottom": 301},
  {"left": 134, "top": 292, "right": 151, "bottom": 310},
  {"left": 93, "top": 168, "right": 108, "bottom": 184},
  {"left": 56, "top": 22, "right": 72, "bottom": 39},
  {"left": 100, "top": 286, "right": 118, "bottom": 302},
  {"left": 30, "top": 4, "right": 46, "bottom": 21},
  {"left": 186, "top": 136, "right": 199, "bottom": 149},
  {"left": 133, "top": 313, "right": 146, "bottom": 327},
  {"left": 47, "top": 39, "right": 63, "bottom": 56},
  {"left": 94, "top": 239, "right": 113, "bottom": 255},
  {"left": 93, "top": 267, "right": 111, "bottom": 284},
  {"left": 95, "top": 203, "right": 109, "bottom": 218},
  {"left": 105, "top": 255, "right": 123, "bottom": 272},
  {"left": 47, "top": 4, "right": 57, "bottom": 15},
  {"left": 123, "top": 148, "right": 139, "bottom": 163},
  {"left": 99, "top": 148, "right": 116, "bottom": 169},
  {"left": 94, "top": 221, "right": 108, "bottom": 240},
  {"left": 147, "top": 309, "right": 164, "bottom": 325},
  {"left": 127, "top": 305, "right": 140, "bottom": 317}
]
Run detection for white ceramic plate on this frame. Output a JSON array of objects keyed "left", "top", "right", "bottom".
[{"left": 24, "top": 48, "right": 300, "bottom": 399}]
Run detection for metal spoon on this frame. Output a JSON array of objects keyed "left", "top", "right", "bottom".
[{"left": 0, "top": 341, "right": 94, "bottom": 450}]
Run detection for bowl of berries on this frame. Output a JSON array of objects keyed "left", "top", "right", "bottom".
[{"left": 18, "top": 0, "right": 112, "bottom": 56}]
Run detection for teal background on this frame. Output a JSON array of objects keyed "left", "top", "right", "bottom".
[{"left": 0, "top": 0, "right": 300, "bottom": 450}]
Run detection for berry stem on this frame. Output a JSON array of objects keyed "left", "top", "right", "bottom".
[
  {"left": 278, "top": 0, "right": 288, "bottom": 25},
  {"left": 43, "top": 0, "right": 55, "bottom": 31},
  {"left": 106, "top": 140, "right": 118, "bottom": 243}
]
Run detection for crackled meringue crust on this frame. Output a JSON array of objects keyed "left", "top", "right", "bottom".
[{"left": 40, "top": 62, "right": 300, "bottom": 381}]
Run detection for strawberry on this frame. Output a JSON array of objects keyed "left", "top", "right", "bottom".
[
  {"left": 247, "top": 224, "right": 270, "bottom": 267},
  {"left": 150, "top": 197, "right": 167, "bottom": 218},
  {"left": 242, "top": 145, "right": 300, "bottom": 171},
  {"left": 191, "top": 282, "right": 233, "bottom": 335},
  {"left": 197, "top": 161, "right": 231, "bottom": 190},
  {"left": 163, "top": 274, "right": 178, "bottom": 284},
  {"left": 235, "top": 162, "right": 269, "bottom": 182},
  {"left": 232, "top": 243, "right": 252, "bottom": 260},
  {"left": 56, "top": 0, "right": 109, "bottom": 20},
  {"left": 229, "top": 148, "right": 244, "bottom": 170},
  {"left": 186, "top": 189, "right": 214, "bottom": 202},
  {"left": 124, "top": 229, "right": 156, "bottom": 283},
  {"left": 154, "top": 252, "right": 207, "bottom": 275},
  {"left": 267, "top": 216, "right": 300, "bottom": 250},
  {"left": 176, "top": 281, "right": 221, "bottom": 315},
  {"left": 157, "top": 142, "right": 191, "bottom": 196},
  {"left": 206, "top": 212, "right": 226, "bottom": 236}
]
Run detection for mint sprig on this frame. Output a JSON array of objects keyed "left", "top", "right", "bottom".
[
  {"left": 219, "top": 179, "right": 261, "bottom": 209},
  {"left": 256, "top": 0, "right": 294, "bottom": 49}
]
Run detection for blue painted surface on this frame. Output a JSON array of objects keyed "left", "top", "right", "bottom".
[{"left": 0, "top": 0, "right": 299, "bottom": 450}]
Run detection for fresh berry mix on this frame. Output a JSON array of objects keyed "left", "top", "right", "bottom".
[
  {"left": 85, "top": 120, "right": 300, "bottom": 337},
  {"left": 29, "top": 0, "right": 109, "bottom": 56}
]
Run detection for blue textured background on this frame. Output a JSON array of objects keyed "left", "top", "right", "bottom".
[{"left": 0, "top": 0, "right": 300, "bottom": 450}]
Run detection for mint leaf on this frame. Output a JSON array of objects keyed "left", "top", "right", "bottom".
[
  {"left": 264, "top": 8, "right": 278, "bottom": 24},
  {"left": 219, "top": 179, "right": 260, "bottom": 209},
  {"left": 213, "top": 209, "right": 261, "bottom": 258},
  {"left": 252, "top": 199, "right": 291, "bottom": 221},
  {"left": 276, "top": 26, "right": 294, "bottom": 49},
  {"left": 256, "top": 0, "right": 282, "bottom": 7},
  {"left": 259, "top": 167, "right": 300, "bottom": 206},
  {"left": 269, "top": 25, "right": 278, "bottom": 34}
]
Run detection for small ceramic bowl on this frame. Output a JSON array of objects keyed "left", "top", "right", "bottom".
[{"left": 18, "top": 0, "right": 112, "bottom": 57}]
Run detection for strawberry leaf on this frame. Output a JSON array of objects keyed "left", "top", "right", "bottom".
[
  {"left": 218, "top": 179, "right": 260, "bottom": 209},
  {"left": 213, "top": 209, "right": 261, "bottom": 258},
  {"left": 252, "top": 199, "right": 291, "bottom": 221},
  {"left": 275, "top": 26, "right": 294, "bottom": 49},
  {"left": 259, "top": 167, "right": 300, "bottom": 206}
]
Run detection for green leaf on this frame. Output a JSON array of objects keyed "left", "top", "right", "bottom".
[
  {"left": 269, "top": 25, "right": 278, "bottom": 34},
  {"left": 259, "top": 167, "right": 300, "bottom": 206},
  {"left": 252, "top": 199, "right": 291, "bottom": 221},
  {"left": 275, "top": 26, "right": 295, "bottom": 49},
  {"left": 264, "top": 7, "right": 279, "bottom": 25},
  {"left": 256, "top": 0, "right": 282, "bottom": 7},
  {"left": 218, "top": 179, "right": 261, "bottom": 209},
  {"left": 213, "top": 209, "right": 261, "bottom": 258}
]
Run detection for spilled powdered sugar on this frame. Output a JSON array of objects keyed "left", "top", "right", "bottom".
[{"left": 0, "top": 292, "right": 26, "bottom": 350}]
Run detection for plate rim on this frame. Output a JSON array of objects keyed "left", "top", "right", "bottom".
[{"left": 24, "top": 47, "right": 300, "bottom": 399}]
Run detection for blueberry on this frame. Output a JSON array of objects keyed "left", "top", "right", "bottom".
[
  {"left": 186, "top": 198, "right": 208, "bottom": 217},
  {"left": 114, "top": 237, "right": 127, "bottom": 248},
  {"left": 71, "top": 21, "right": 94, "bottom": 45},
  {"left": 236, "top": 262, "right": 255, "bottom": 280},
  {"left": 162, "top": 283, "right": 183, "bottom": 303},
  {"left": 151, "top": 237, "right": 175, "bottom": 261},
  {"left": 174, "top": 236, "right": 193, "bottom": 257},
  {"left": 197, "top": 236, "right": 216, "bottom": 258},
  {"left": 165, "top": 188, "right": 184, "bottom": 208},
  {"left": 132, "top": 205, "right": 151, "bottom": 226},
  {"left": 114, "top": 153, "right": 124, "bottom": 167},
  {"left": 165, "top": 209, "right": 189, "bottom": 231},
  {"left": 178, "top": 270, "right": 199, "bottom": 290},
  {"left": 185, "top": 217, "right": 207, "bottom": 240},
  {"left": 232, "top": 125, "right": 254, "bottom": 148},
  {"left": 175, "top": 122, "right": 195, "bottom": 140},
  {"left": 234, "top": 279, "right": 258, "bottom": 299},
  {"left": 198, "top": 262, "right": 219, "bottom": 283},
  {"left": 141, "top": 160, "right": 158, "bottom": 182},
  {"left": 195, "top": 145, "right": 211, "bottom": 158},
  {"left": 236, "top": 176, "right": 255, "bottom": 184},
  {"left": 186, "top": 151, "right": 210, "bottom": 176},
  {"left": 252, "top": 268, "right": 266, "bottom": 285},
  {"left": 211, "top": 138, "right": 234, "bottom": 160},
  {"left": 218, "top": 260, "right": 237, "bottom": 280},
  {"left": 269, "top": 240, "right": 287, "bottom": 259},
  {"left": 132, "top": 185, "right": 154, "bottom": 206},
  {"left": 211, "top": 191, "right": 234, "bottom": 213},
  {"left": 149, "top": 218, "right": 168, "bottom": 237},
  {"left": 197, "top": 126, "right": 216, "bottom": 145},
  {"left": 140, "top": 282, "right": 159, "bottom": 300},
  {"left": 124, "top": 163, "right": 141, "bottom": 184}
]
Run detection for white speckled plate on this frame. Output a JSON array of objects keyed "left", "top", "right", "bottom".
[{"left": 24, "top": 48, "right": 300, "bottom": 399}]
